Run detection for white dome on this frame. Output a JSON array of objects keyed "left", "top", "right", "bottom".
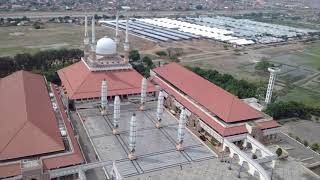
[{"left": 96, "top": 37, "right": 117, "bottom": 55}]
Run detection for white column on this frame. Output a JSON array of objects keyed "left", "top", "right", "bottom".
[
  {"left": 83, "top": 15, "right": 90, "bottom": 58},
  {"left": 128, "top": 113, "right": 137, "bottom": 160},
  {"left": 84, "top": 15, "right": 89, "bottom": 43},
  {"left": 124, "top": 14, "right": 130, "bottom": 52},
  {"left": 78, "top": 169, "right": 86, "bottom": 180},
  {"left": 113, "top": 96, "right": 120, "bottom": 135},
  {"left": 139, "top": 78, "right": 147, "bottom": 111},
  {"left": 176, "top": 108, "right": 187, "bottom": 151},
  {"left": 91, "top": 16, "right": 96, "bottom": 45},
  {"left": 156, "top": 91, "right": 164, "bottom": 128},
  {"left": 101, "top": 79, "right": 108, "bottom": 115},
  {"left": 265, "top": 67, "right": 280, "bottom": 104},
  {"left": 115, "top": 11, "right": 119, "bottom": 44}
]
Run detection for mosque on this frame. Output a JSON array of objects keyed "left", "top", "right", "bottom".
[
  {"left": 58, "top": 13, "right": 281, "bottom": 180},
  {"left": 58, "top": 15, "right": 155, "bottom": 103}
]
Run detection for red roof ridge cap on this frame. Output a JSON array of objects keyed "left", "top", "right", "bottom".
[
  {"left": 226, "top": 96, "right": 236, "bottom": 122},
  {"left": 0, "top": 121, "right": 29, "bottom": 158},
  {"left": 73, "top": 71, "right": 91, "bottom": 96}
]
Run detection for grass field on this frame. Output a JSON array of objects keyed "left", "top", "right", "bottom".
[
  {"left": 0, "top": 23, "right": 156, "bottom": 57},
  {"left": 282, "top": 87, "right": 320, "bottom": 108},
  {"left": 297, "top": 43, "right": 320, "bottom": 70},
  {"left": 1, "top": 23, "right": 319, "bottom": 109}
]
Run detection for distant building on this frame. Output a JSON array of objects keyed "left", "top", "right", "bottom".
[
  {"left": 0, "top": 71, "right": 84, "bottom": 179},
  {"left": 150, "top": 63, "right": 280, "bottom": 143}
]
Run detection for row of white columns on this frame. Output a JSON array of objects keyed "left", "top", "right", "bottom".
[{"left": 99, "top": 78, "right": 187, "bottom": 160}]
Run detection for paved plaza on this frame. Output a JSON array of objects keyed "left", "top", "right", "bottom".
[{"left": 76, "top": 101, "right": 319, "bottom": 180}]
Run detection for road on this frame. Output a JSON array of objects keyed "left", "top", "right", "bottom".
[{"left": 0, "top": 9, "right": 312, "bottom": 19}]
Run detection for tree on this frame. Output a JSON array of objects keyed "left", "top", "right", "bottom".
[
  {"left": 0, "top": 48, "right": 82, "bottom": 82},
  {"left": 276, "top": 148, "right": 282, "bottom": 157},
  {"left": 303, "top": 140, "right": 309, "bottom": 147},
  {"left": 311, "top": 143, "right": 320, "bottom": 152},
  {"left": 94, "top": 14, "right": 100, "bottom": 20},
  {"left": 132, "top": 64, "right": 149, "bottom": 77},
  {"left": 255, "top": 58, "right": 274, "bottom": 72},
  {"left": 187, "top": 66, "right": 257, "bottom": 98},
  {"left": 195, "top": 5, "right": 203, "bottom": 10},
  {"left": 129, "top": 50, "right": 140, "bottom": 62},
  {"left": 252, "top": 154, "right": 258, "bottom": 159},
  {"left": 264, "top": 101, "right": 311, "bottom": 119},
  {"left": 295, "top": 136, "right": 302, "bottom": 143},
  {"left": 155, "top": 51, "right": 167, "bottom": 57},
  {"left": 142, "top": 56, "right": 154, "bottom": 68},
  {"left": 32, "top": 22, "right": 42, "bottom": 29}
]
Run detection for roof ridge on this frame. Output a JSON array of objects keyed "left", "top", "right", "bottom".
[
  {"left": 0, "top": 71, "right": 29, "bottom": 156},
  {"left": 226, "top": 96, "right": 235, "bottom": 122},
  {"left": 0, "top": 119, "right": 29, "bottom": 158},
  {"left": 24, "top": 75, "right": 64, "bottom": 147},
  {"left": 28, "top": 122, "right": 64, "bottom": 150},
  {"left": 73, "top": 69, "right": 92, "bottom": 97}
]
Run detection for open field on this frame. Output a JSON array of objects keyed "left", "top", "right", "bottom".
[
  {"left": 0, "top": 23, "right": 156, "bottom": 57},
  {"left": 281, "top": 87, "right": 320, "bottom": 108},
  {"left": 1, "top": 22, "right": 319, "bottom": 107},
  {"left": 281, "top": 120, "right": 320, "bottom": 145},
  {"left": 171, "top": 40, "right": 320, "bottom": 107}
]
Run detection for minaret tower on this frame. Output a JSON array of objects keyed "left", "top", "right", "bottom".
[
  {"left": 91, "top": 16, "right": 96, "bottom": 61},
  {"left": 122, "top": 6, "right": 130, "bottom": 64},
  {"left": 83, "top": 15, "right": 90, "bottom": 59},
  {"left": 115, "top": 11, "right": 120, "bottom": 44},
  {"left": 265, "top": 67, "right": 280, "bottom": 104},
  {"left": 91, "top": 16, "right": 96, "bottom": 46},
  {"left": 124, "top": 15, "right": 130, "bottom": 52}
]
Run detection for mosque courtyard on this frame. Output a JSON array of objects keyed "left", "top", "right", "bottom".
[{"left": 75, "top": 100, "right": 318, "bottom": 180}]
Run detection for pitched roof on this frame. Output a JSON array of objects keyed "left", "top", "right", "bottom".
[
  {"left": 152, "top": 63, "right": 262, "bottom": 123},
  {"left": 0, "top": 83, "right": 84, "bottom": 178},
  {"left": 151, "top": 74, "right": 247, "bottom": 136},
  {"left": 58, "top": 61, "right": 156, "bottom": 100},
  {"left": 0, "top": 71, "right": 64, "bottom": 161}
]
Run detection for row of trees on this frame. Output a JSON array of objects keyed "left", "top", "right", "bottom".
[
  {"left": 128, "top": 50, "right": 155, "bottom": 77},
  {"left": 0, "top": 16, "right": 30, "bottom": 26},
  {"left": 264, "top": 101, "right": 320, "bottom": 120},
  {"left": 0, "top": 48, "right": 82, "bottom": 82},
  {"left": 186, "top": 66, "right": 258, "bottom": 99}
]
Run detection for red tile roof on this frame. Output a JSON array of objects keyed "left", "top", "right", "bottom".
[
  {"left": 258, "top": 120, "right": 279, "bottom": 129},
  {"left": 152, "top": 71, "right": 279, "bottom": 137},
  {"left": 0, "top": 163, "right": 20, "bottom": 178},
  {"left": 0, "top": 71, "right": 64, "bottom": 161},
  {"left": 58, "top": 61, "right": 156, "bottom": 100},
  {"left": 153, "top": 63, "right": 262, "bottom": 123},
  {"left": 42, "top": 85, "right": 84, "bottom": 169},
  {"left": 151, "top": 75, "right": 247, "bottom": 136},
  {"left": 0, "top": 75, "right": 84, "bottom": 178}
]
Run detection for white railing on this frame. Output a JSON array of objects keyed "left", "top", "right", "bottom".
[{"left": 224, "top": 139, "right": 270, "bottom": 180}]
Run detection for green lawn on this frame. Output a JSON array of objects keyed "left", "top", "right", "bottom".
[
  {"left": 283, "top": 87, "right": 320, "bottom": 108},
  {"left": 297, "top": 42, "right": 320, "bottom": 70},
  {"left": 0, "top": 47, "right": 40, "bottom": 57}
]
